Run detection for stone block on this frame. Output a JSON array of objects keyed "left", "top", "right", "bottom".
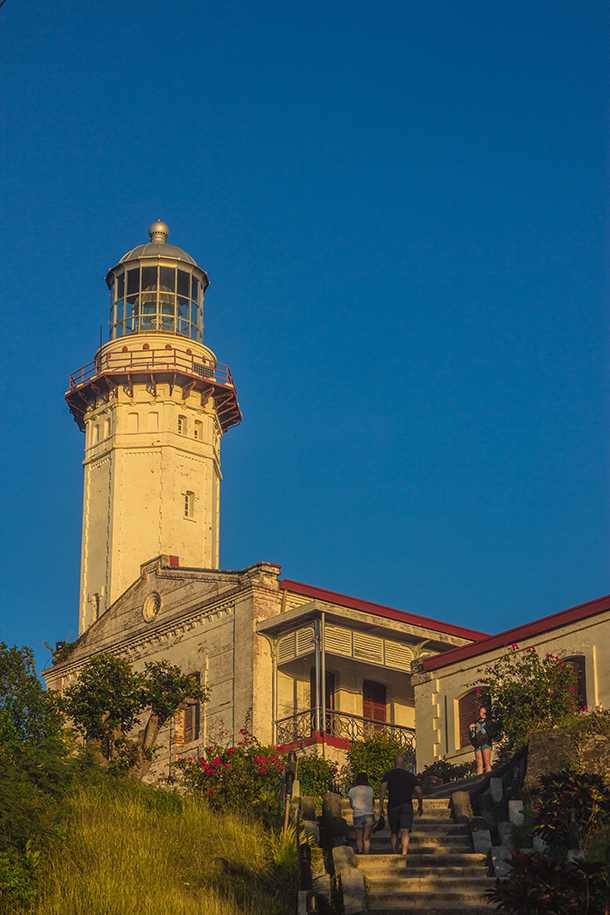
[
  {"left": 332, "top": 845, "right": 356, "bottom": 873},
  {"left": 326, "top": 815, "right": 348, "bottom": 848},
  {"left": 567, "top": 849, "right": 584, "bottom": 863},
  {"left": 525, "top": 729, "right": 575, "bottom": 790},
  {"left": 491, "top": 845, "right": 514, "bottom": 877},
  {"left": 472, "top": 829, "right": 492, "bottom": 854},
  {"left": 323, "top": 792, "right": 342, "bottom": 820},
  {"left": 292, "top": 779, "right": 300, "bottom": 798},
  {"left": 451, "top": 789, "right": 472, "bottom": 822},
  {"left": 302, "top": 820, "right": 320, "bottom": 844},
  {"left": 301, "top": 797, "right": 317, "bottom": 821},
  {"left": 489, "top": 777, "right": 504, "bottom": 804},
  {"left": 509, "top": 800, "right": 524, "bottom": 826},
  {"left": 498, "top": 821, "right": 515, "bottom": 845},
  {"left": 340, "top": 869, "right": 367, "bottom": 915},
  {"left": 533, "top": 835, "right": 548, "bottom": 853}
]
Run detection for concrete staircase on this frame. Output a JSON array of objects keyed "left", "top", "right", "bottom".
[{"left": 341, "top": 797, "right": 496, "bottom": 914}]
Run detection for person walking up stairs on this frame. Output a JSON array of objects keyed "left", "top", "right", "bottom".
[{"left": 342, "top": 790, "right": 496, "bottom": 913}]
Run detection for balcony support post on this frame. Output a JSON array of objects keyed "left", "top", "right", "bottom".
[
  {"left": 314, "top": 621, "right": 321, "bottom": 734},
  {"left": 320, "top": 612, "right": 326, "bottom": 758}
]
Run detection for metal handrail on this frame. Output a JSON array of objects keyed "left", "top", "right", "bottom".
[
  {"left": 276, "top": 708, "right": 416, "bottom": 749},
  {"left": 69, "top": 347, "right": 234, "bottom": 390}
]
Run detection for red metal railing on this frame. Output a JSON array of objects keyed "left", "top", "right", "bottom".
[{"left": 69, "top": 346, "right": 234, "bottom": 391}]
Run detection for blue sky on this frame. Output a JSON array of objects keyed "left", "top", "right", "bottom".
[{"left": 1, "top": 0, "right": 608, "bottom": 675}]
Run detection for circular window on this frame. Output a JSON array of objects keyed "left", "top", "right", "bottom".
[{"left": 142, "top": 592, "right": 162, "bottom": 622}]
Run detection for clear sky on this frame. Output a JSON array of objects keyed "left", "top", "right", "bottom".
[{"left": 0, "top": 0, "right": 608, "bottom": 675}]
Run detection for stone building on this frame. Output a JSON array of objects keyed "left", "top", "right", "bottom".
[{"left": 43, "top": 223, "right": 609, "bottom": 776}]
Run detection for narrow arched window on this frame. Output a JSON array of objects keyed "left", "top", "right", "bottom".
[
  {"left": 178, "top": 415, "right": 186, "bottom": 435},
  {"left": 564, "top": 656, "right": 587, "bottom": 708},
  {"left": 184, "top": 491, "right": 194, "bottom": 519},
  {"left": 194, "top": 420, "right": 202, "bottom": 440}
]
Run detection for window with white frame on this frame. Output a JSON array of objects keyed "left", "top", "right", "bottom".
[{"left": 184, "top": 491, "right": 194, "bottom": 519}]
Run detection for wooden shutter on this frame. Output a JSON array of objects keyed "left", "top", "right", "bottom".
[
  {"left": 184, "top": 703, "right": 200, "bottom": 743},
  {"left": 458, "top": 691, "right": 480, "bottom": 748},
  {"left": 363, "top": 680, "right": 387, "bottom": 723}
]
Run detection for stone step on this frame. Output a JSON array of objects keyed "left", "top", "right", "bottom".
[
  {"left": 348, "top": 822, "right": 467, "bottom": 837},
  {"left": 358, "top": 864, "right": 491, "bottom": 878},
  {"left": 340, "top": 797, "right": 451, "bottom": 810},
  {"left": 367, "top": 890, "right": 492, "bottom": 906},
  {"left": 356, "top": 853, "right": 488, "bottom": 868},
  {"left": 367, "top": 835, "right": 473, "bottom": 848},
  {"left": 368, "top": 906, "right": 491, "bottom": 915},
  {"left": 365, "top": 876, "right": 495, "bottom": 891}
]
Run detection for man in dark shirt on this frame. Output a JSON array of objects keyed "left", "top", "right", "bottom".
[{"left": 378, "top": 755, "right": 424, "bottom": 855}]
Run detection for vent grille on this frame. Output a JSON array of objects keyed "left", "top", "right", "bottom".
[
  {"left": 384, "top": 640, "right": 414, "bottom": 670},
  {"left": 353, "top": 632, "right": 384, "bottom": 664},
  {"left": 325, "top": 626, "right": 352, "bottom": 656},
  {"left": 194, "top": 362, "right": 214, "bottom": 378},
  {"left": 296, "top": 627, "right": 315, "bottom": 656}
]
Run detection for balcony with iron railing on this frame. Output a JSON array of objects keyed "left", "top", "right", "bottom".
[
  {"left": 276, "top": 707, "right": 416, "bottom": 757},
  {"left": 68, "top": 346, "right": 235, "bottom": 391}
]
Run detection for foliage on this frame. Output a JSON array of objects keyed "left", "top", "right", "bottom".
[
  {"left": 531, "top": 768, "right": 610, "bottom": 851},
  {"left": 24, "top": 780, "right": 299, "bottom": 915},
  {"left": 346, "top": 730, "right": 415, "bottom": 792},
  {"left": 475, "top": 645, "right": 580, "bottom": 750},
  {"left": 0, "top": 841, "right": 40, "bottom": 911},
  {"left": 487, "top": 848, "right": 610, "bottom": 915},
  {"left": 297, "top": 752, "right": 338, "bottom": 798},
  {"left": 175, "top": 726, "right": 286, "bottom": 811},
  {"left": 63, "top": 653, "right": 207, "bottom": 774},
  {"left": 418, "top": 759, "right": 474, "bottom": 783},
  {"left": 0, "top": 642, "right": 64, "bottom": 748}
]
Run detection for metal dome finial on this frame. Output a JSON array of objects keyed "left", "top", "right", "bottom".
[{"left": 149, "top": 220, "right": 169, "bottom": 244}]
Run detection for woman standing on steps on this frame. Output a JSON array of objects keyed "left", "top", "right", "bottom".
[
  {"left": 469, "top": 705, "right": 497, "bottom": 774},
  {"left": 348, "top": 772, "right": 375, "bottom": 854}
]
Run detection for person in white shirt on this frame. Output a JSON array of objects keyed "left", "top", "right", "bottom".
[{"left": 348, "top": 772, "right": 375, "bottom": 854}]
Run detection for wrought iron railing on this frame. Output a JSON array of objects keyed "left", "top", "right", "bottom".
[
  {"left": 276, "top": 707, "right": 416, "bottom": 753},
  {"left": 69, "top": 347, "right": 234, "bottom": 391}
]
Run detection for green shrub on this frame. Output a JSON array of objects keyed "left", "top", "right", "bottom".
[
  {"left": 532, "top": 768, "right": 610, "bottom": 852},
  {"left": 296, "top": 752, "right": 337, "bottom": 797},
  {"left": 419, "top": 759, "right": 474, "bottom": 783},
  {"left": 487, "top": 848, "right": 610, "bottom": 915},
  {"left": 346, "top": 731, "right": 415, "bottom": 792},
  {"left": 0, "top": 841, "right": 40, "bottom": 912}
]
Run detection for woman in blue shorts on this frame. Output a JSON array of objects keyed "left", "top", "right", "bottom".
[
  {"left": 469, "top": 705, "right": 497, "bottom": 774},
  {"left": 348, "top": 772, "right": 375, "bottom": 854}
]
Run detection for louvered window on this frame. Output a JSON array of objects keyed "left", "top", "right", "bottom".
[
  {"left": 296, "top": 627, "right": 315, "bottom": 656},
  {"left": 384, "top": 640, "right": 414, "bottom": 670},
  {"left": 325, "top": 626, "right": 352, "bottom": 656},
  {"left": 353, "top": 632, "right": 384, "bottom": 664},
  {"left": 184, "top": 703, "right": 200, "bottom": 743},
  {"left": 278, "top": 632, "right": 296, "bottom": 664}
]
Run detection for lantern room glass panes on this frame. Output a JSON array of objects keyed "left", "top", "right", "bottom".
[{"left": 109, "top": 262, "right": 204, "bottom": 342}]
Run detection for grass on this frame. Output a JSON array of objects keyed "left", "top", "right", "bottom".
[{"left": 25, "top": 780, "right": 296, "bottom": 915}]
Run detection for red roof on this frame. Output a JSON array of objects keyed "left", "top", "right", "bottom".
[
  {"left": 422, "top": 593, "right": 610, "bottom": 672},
  {"left": 279, "top": 579, "right": 489, "bottom": 641}
]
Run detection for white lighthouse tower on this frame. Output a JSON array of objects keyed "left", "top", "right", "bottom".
[{"left": 66, "top": 222, "right": 241, "bottom": 635}]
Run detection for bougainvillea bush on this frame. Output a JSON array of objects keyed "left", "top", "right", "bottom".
[
  {"left": 475, "top": 645, "right": 580, "bottom": 750},
  {"left": 346, "top": 731, "right": 415, "bottom": 792},
  {"left": 175, "top": 728, "right": 286, "bottom": 811}
]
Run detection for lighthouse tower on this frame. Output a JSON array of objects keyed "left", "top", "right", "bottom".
[{"left": 66, "top": 222, "right": 241, "bottom": 635}]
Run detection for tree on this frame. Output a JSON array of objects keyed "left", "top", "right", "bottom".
[
  {"left": 476, "top": 645, "right": 579, "bottom": 750},
  {"left": 63, "top": 654, "right": 208, "bottom": 778},
  {"left": 0, "top": 641, "right": 64, "bottom": 752}
]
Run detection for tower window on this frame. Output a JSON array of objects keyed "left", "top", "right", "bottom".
[
  {"left": 194, "top": 421, "right": 202, "bottom": 440},
  {"left": 178, "top": 415, "right": 186, "bottom": 435},
  {"left": 184, "top": 491, "right": 194, "bottom": 518}
]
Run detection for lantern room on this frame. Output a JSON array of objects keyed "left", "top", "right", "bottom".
[{"left": 105, "top": 220, "right": 210, "bottom": 342}]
